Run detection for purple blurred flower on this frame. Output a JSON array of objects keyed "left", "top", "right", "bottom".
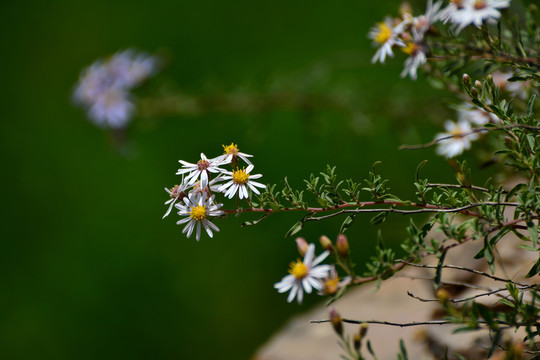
[{"left": 73, "top": 49, "right": 159, "bottom": 128}]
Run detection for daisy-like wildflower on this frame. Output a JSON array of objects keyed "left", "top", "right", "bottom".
[
  {"left": 274, "top": 244, "right": 331, "bottom": 304},
  {"left": 446, "top": 0, "right": 511, "bottom": 33},
  {"left": 175, "top": 192, "right": 223, "bottom": 241},
  {"left": 400, "top": 42, "right": 428, "bottom": 80},
  {"left": 73, "top": 49, "right": 159, "bottom": 128},
  {"left": 176, "top": 153, "right": 227, "bottom": 188},
  {"left": 435, "top": 119, "right": 481, "bottom": 158},
  {"left": 215, "top": 143, "right": 253, "bottom": 166},
  {"left": 218, "top": 164, "right": 266, "bottom": 199},
  {"left": 163, "top": 178, "right": 188, "bottom": 219},
  {"left": 369, "top": 17, "right": 408, "bottom": 64},
  {"left": 411, "top": 0, "right": 444, "bottom": 41}
]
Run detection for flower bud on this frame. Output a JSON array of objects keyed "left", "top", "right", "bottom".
[
  {"left": 530, "top": 4, "right": 537, "bottom": 13},
  {"left": 319, "top": 235, "right": 334, "bottom": 253},
  {"left": 436, "top": 288, "right": 450, "bottom": 304},
  {"left": 329, "top": 308, "right": 343, "bottom": 336},
  {"left": 354, "top": 323, "right": 368, "bottom": 350},
  {"left": 462, "top": 74, "right": 470, "bottom": 86},
  {"left": 295, "top": 237, "right": 309, "bottom": 257},
  {"left": 470, "top": 87, "right": 479, "bottom": 98},
  {"left": 474, "top": 80, "right": 482, "bottom": 88},
  {"left": 337, "top": 234, "right": 349, "bottom": 258}
]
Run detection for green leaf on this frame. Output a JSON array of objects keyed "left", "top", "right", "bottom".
[
  {"left": 339, "top": 214, "right": 358, "bottom": 234},
  {"left": 370, "top": 211, "right": 387, "bottom": 225},
  {"left": 526, "top": 257, "right": 540, "bottom": 278},
  {"left": 240, "top": 213, "right": 271, "bottom": 227},
  {"left": 527, "top": 221, "right": 538, "bottom": 247},
  {"left": 285, "top": 220, "right": 303, "bottom": 238},
  {"left": 498, "top": 298, "right": 515, "bottom": 309},
  {"left": 526, "top": 94, "right": 536, "bottom": 119},
  {"left": 434, "top": 249, "right": 447, "bottom": 288},
  {"left": 398, "top": 339, "right": 408, "bottom": 360},
  {"left": 367, "top": 340, "right": 378, "bottom": 360}
]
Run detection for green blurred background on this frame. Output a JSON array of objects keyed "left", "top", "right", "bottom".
[{"left": 0, "top": 0, "right": 484, "bottom": 359}]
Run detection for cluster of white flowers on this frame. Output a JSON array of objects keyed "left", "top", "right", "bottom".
[
  {"left": 369, "top": 0, "right": 511, "bottom": 80},
  {"left": 435, "top": 69, "right": 533, "bottom": 158},
  {"left": 163, "top": 143, "right": 266, "bottom": 241},
  {"left": 73, "top": 49, "right": 160, "bottom": 128}
]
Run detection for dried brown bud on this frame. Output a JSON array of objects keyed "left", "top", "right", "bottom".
[
  {"left": 337, "top": 234, "right": 349, "bottom": 258},
  {"left": 319, "top": 235, "right": 334, "bottom": 253},
  {"left": 354, "top": 323, "right": 368, "bottom": 349},
  {"left": 329, "top": 308, "right": 343, "bottom": 336},
  {"left": 436, "top": 288, "right": 450, "bottom": 304},
  {"left": 295, "top": 237, "right": 309, "bottom": 257}
]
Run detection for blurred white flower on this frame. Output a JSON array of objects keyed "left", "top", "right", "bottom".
[
  {"left": 435, "top": 119, "right": 481, "bottom": 158},
  {"left": 411, "top": 0, "right": 444, "bottom": 41},
  {"left": 445, "top": 0, "right": 511, "bottom": 33},
  {"left": 369, "top": 17, "right": 408, "bottom": 64},
  {"left": 491, "top": 71, "right": 532, "bottom": 100},
  {"left": 400, "top": 43, "right": 427, "bottom": 80},
  {"left": 73, "top": 49, "right": 159, "bottom": 128},
  {"left": 457, "top": 103, "right": 499, "bottom": 125},
  {"left": 175, "top": 193, "right": 223, "bottom": 242},
  {"left": 218, "top": 164, "right": 266, "bottom": 199},
  {"left": 274, "top": 244, "right": 331, "bottom": 304}
]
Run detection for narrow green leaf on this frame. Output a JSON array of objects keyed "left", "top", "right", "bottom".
[
  {"left": 241, "top": 213, "right": 271, "bottom": 227},
  {"left": 526, "top": 257, "right": 540, "bottom": 278},
  {"left": 399, "top": 339, "right": 408, "bottom": 360},
  {"left": 415, "top": 160, "right": 428, "bottom": 182},
  {"left": 527, "top": 221, "right": 538, "bottom": 247},
  {"left": 434, "top": 249, "right": 447, "bottom": 288},
  {"left": 487, "top": 330, "right": 502, "bottom": 358},
  {"left": 370, "top": 211, "right": 387, "bottom": 225},
  {"left": 285, "top": 220, "right": 303, "bottom": 238},
  {"left": 339, "top": 214, "right": 358, "bottom": 234},
  {"left": 526, "top": 94, "right": 536, "bottom": 119}
]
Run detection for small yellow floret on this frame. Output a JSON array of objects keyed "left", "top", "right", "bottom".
[
  {"left": 223, "top": 142, "right": 239, "bottom": 155},
  {"left": 289, "top": 260, "right": 309, "bottom": 279},
  {"left": 189, "top": 205, "right": 207, "bottom": 220},
  {"left": 402, "top": 42, "right": 416, "bottom": 56},
  {"left": 232, "top": 167, "right": 250, "bottom": 185},
  {"left": 375, "top": 22, "right": 392, "bottom": 44}
]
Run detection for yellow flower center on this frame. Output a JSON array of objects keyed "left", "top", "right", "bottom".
[
  {"left": 402, "top": 42, "right": 417, "bottom": 56},
  {"left": 223, "top": 143, "right": 239, "bottom": 155},
  {"left": 289, "top": 260, "right": 309, "bottom": 279},
  {"left": 324, "top": 278, "right": 340, "bottom": 295},
  {"left": 189, "top": 205, "right": 207, "bottom": 220},
  {"left": 451, "top": 0, "right": 465, "bottom": 9},
  {"left": 473, "top": 0, "right": 487, "bottom": 9},
  {"left": 374, "top": 22, "right": 392, "bottom": 44},
  {"left": 232, "top": 167, "right": 249, "bottom": 185},
  {"left": 451, "top": 127, "right": 465, "bottom": 138}
]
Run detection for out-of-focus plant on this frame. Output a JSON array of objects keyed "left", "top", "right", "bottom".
[{"left": 71, "top": 0, "right": 540, "bottom": 358}]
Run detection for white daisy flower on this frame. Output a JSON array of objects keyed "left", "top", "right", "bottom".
[
  {"left": 400, "top": 43, "right": 428, "bottom": 80},
  {"left": 447, "top": 0, "right": 510, "bottom": 33},
  {"left": 274, "top": 244, "right": 331, "bottom": 304},
  {"left": 163, "top": 179, "right": 188, "bottom": 219},
  {"left": 411, "top": 0, "right": 444, "bottom": 41},
  {"left": 369, "top": 17, "right": 409, "bottom": 64},
  {"left": 457, "top": 103, "right": 499, "bottom": 125},
  {"left": 218, "top": 164, "right": 266, "bottom": 199},
  {"left": 215, "top": 142, "right": 253, "bottom": 166},
  {"left": 176, "top": 153, "right": 227, "bottom": 188},
  {"left": 175, "top": 193, "right": 223, "bottom": 241},
  {"left": 435, "top": 119, "right": 481, "bottom": 158}
]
